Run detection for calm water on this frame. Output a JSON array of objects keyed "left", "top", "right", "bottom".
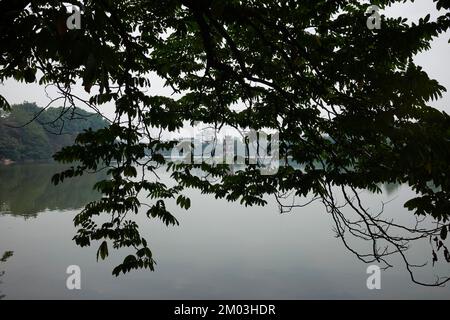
[{"left": 0, "top": 163, "right": 449, "bottom": 299}]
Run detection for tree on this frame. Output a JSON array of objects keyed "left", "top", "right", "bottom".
[
  {"left": 0, "top": 102, "right": 108, "bottom": 161},
  {"left": 1, "top": 0, "right": 450, "bottom": 285},
  {"left": 0, "top": 251, "right": 13, "bottom": 300}
]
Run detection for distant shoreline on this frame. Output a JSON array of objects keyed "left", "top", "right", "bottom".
[
  {"left": 0, "top": 159, "right": 14, "bottom": 166},
  {"left": 0, "top": 158, "right": 58, "bottom": 166}
]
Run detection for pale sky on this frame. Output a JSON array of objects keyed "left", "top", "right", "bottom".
[{"left": 1, "top": 1, "right": 449, "bottom": 136}]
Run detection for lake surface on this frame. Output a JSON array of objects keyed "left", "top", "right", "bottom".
[{"left": 0, "top": 163, "right": 449, "bottom": 299}]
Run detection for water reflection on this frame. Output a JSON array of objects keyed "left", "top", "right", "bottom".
[
  {"left": 0, "top": 163, "right": 107, "bottom": 218},
  {"left": 0, "top": 251, "right": 13, "bottom": 300},
  {"left": 0, "top": 164, "right": 449, "bottom": 299},
  {"left": 381, "top": 183, "right": 399, "bottom": 196}
]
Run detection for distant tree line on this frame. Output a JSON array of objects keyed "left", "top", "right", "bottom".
[{"left": 0, "top": 102, "right": 107, "bottom": 161}]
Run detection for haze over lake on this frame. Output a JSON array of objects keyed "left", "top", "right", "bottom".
[{"left": 0, "top": 163, "right": 449, "bottom": 299}]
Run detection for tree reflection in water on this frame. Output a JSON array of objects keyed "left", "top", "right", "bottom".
[
  {"left": 0, "top": 163, "right": 107, "bottom": 218},
  {"left": 0, "top": 251, "right": 13, "bottom": 299}
]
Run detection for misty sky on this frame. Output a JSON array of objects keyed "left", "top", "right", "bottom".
[{"left": 1, "top": 1, "right": 449, "bottom": 134}]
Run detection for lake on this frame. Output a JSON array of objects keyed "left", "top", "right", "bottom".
[{"left": 0, "top": 163, "right": 449, "bottom": 299}]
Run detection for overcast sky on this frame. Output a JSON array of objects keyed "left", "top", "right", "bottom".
[{"left": 1, "top": 1, "right": 449, "bottom": 137}]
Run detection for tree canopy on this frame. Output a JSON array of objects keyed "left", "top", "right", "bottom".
[{"left": 1, "top": 0, "right": 450, "bottom": 285}]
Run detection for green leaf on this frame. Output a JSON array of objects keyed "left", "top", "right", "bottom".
[
  {"left": 441, "top": 226, "right": 448, "bottom": 241},
  {"left": 0, "top": 95, "right": 11, "bottom": 111},
  {"left": 96, "top": 241, "right": 109, "bottom": 261}
]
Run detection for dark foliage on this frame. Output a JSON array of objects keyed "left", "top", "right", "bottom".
[
  {"left": 0, "top": 102, "right": 107, "bottom": 161},
  {"left": 1, "top": 0, "right": 450, "bottom": 285}
]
